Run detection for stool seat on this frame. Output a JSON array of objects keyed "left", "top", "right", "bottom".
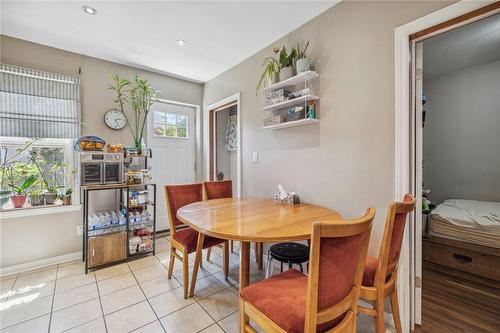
[{"left": 269, "top": 242, "right": 309, "bottom": 263}]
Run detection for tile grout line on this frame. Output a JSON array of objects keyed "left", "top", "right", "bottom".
[
  {"left": 47, "top": 264, "right": 59, "bottom": 333},
  {"left": 94, "top": 271, "right": 109, "bottom": 333}
]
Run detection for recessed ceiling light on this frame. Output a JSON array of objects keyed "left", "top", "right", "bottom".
[
  {"left": 82, "top": 6, "right": 97, "bottom": 15},
  {"left": 176, "top": 39, "right": 187, "bottom": 46}
]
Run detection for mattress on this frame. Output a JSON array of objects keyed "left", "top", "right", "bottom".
[{"left": 428, "top": 199, "right": 500, "bottom": 249}]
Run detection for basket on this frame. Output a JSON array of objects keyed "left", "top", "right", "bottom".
[
  {"left": 74, "top": 136, "right": 106, "bottom": 152},
  {"left": 263, "top": 115, "right": 286, "bottom": 127}
]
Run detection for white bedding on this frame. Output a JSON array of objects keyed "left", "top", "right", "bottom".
[{"left": 429, "top": 199, "right": 500, "bottom": 248}]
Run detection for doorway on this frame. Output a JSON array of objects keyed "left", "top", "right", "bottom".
[
  {"left": 206, "top": 93, "right": 242, "bottom": 197},
  {"left": 395, "top": 2, "right": 500, "bottom": 332},
  {"left": 148, "top": 99, "right": 200, "bottom": 231}
]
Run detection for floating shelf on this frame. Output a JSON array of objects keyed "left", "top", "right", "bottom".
[
  {"left": 263, "top": 71, "right": 319, "bottom": 92},
  {"left": 262, "top": 118, "right": 319, "bottom": 130},
  {"left": 262, "top": 95, "right": 319, "bottom": 112}
]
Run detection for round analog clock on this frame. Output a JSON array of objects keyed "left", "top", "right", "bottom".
[{"left": 104, "top": 110, "right": 127, "bottom": 130}]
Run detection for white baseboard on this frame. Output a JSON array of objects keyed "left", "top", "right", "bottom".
[{"left": 0, "top": 251, "right": 82, "bottom": 277}]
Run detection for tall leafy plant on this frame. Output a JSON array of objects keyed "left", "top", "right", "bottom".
[
  {"left": 109, "top": 75, "right": 160, "bottom": 152},
  {"left": 278, "top": 46, "right": 296, "bottom": 69},
  {"left": 256, "top": 48, "right": 280, "bottom": 92}
]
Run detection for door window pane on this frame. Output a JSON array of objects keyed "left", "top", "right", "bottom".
[{"left": 152, "top": 111, "right": 188, "bottom": 139}]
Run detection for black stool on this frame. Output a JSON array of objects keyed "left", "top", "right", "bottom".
[{"left": 266, "top": 242, "right": 309, "bottom": 277}]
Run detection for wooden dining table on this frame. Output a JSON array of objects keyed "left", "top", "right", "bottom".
[{"left": 176, "top": 197, "right": 341, "bottom": 292}]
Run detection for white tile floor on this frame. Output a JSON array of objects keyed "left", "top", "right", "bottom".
[{"left": 0, "top": 236, "right": 394, "bottom": 333}]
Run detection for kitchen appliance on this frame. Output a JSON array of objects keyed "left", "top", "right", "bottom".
[{"left": 81, "top": 152, "right": 124, "bottom": 185}]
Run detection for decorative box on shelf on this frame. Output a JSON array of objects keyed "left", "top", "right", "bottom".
[{"left": 263, "top": 114, "right": 286, "bottom": 127}]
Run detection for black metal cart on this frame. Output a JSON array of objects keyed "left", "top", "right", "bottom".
[{"left": 82, "top": 183, "right": 156, "bottom": 273}]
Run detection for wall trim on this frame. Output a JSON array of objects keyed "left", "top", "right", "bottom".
[
  {"left": 394, "top": 1, "right": 495, "bottom": 331},
  {"left": 0, "top": 204, "right": 81, "bottom": 221},
  {"left": 0, "top": 251, "right": 82, "bottom": 277}
]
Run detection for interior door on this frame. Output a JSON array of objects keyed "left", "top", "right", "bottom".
[
  {"left": 413, "top": 41, "right": 424, "bottom": 326},
  {"left": 147, "top": 101, "right": 196, "bottom": 231}
]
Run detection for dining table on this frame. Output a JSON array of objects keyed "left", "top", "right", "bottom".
[{"left": 176, "top": 197, "right": 342, "bottom": 292}]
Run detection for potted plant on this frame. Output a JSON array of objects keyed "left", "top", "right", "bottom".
[
  {"left": 109, "top": 75, "right": 160, "bottom": 155},
  {"left": 278, "top": 46, "right": 297, "bottom": 81},
  {"left": 9, "top": 175, "right": 37, "bottom": 208},
  {"left": 295, "top": 41, "right": 311, "bottom": 74},
  {"left": 62, "top": 188, "right": 72, "bottom": 205},
  {"left": 28, "top": 183, "right": 44, "bottom": 206},
  {"left": 256, "top": 48, "right": 280, "bottom": 92}
]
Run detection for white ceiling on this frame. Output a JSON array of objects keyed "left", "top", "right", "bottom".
[
  {"left": 1, "top": 1, "right": 338, "bottom": 82},
  {"left": 423, "top": 13, "right": 500, "bottom": 79}
]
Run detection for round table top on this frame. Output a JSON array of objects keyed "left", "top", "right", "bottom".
[{"left": 177, "top": 197, "right": 342, "bottom": 242}]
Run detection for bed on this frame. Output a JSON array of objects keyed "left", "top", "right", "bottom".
[{"left": 423, "top": 199, "right": 500, "bottom": 284}]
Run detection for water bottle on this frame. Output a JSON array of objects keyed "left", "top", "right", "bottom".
[{"left": 119, "top": 211, "right": 126, "bottom": 226}]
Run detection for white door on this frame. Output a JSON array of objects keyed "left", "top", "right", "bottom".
[
  {"left": 412, "top": 41, "right": 424, "bottom": 326},
  {"left": 148, "top": 101, "right": 196, "bottom": 231}
]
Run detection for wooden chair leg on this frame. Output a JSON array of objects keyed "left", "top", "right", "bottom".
[
  {"left": 167, "top": 247, "right": 175, "bottom": 279},
  {"left": 189, "top": 233, "right": 205, "bottom": 298},
  {"left": 390, "top": 288, "right": 403, "bottom": 333},
  {"left": 182, "top": 247, "right": 189, "bottom": 299},
  {"left": 240, "top": 298, "right": 249, "bottom": 333},
  {"left": 374, "top": 298, "right": 385, "bottom": 333},
  {"left": 223, "top": 240, "right": 229, "bottom": 280},
  {"left": 230, "top": 240, "right": 234, "bottom": 253},
  {"left": 206, "top": 247, "right": 212, "bottom": 261}
]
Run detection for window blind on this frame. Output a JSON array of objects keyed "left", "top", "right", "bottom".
[{"left": 0, "top": 63, "right": 81, "bottom": 139}]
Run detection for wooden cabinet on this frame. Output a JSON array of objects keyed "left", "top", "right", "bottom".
[{"left": 88, "top": 232, "right": 127, "bottom": 268}]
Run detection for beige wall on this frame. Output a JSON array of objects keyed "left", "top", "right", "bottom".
[
  {"left": 423, "top": 61, "right": 500, "bottom": 204},
  {"left": 0, "top": 36, "right": 203, "bottom": 270},
  {"left": 203, "top": 1, "right": 450, "bottom": 256}
]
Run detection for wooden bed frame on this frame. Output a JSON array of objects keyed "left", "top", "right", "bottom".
[{"left": 422, "top": 233, "right": 500, "bottom": 288}]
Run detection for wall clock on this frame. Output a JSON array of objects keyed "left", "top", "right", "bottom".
[{"left": 104, "top": 109, "right": 127, "bottom": 130}]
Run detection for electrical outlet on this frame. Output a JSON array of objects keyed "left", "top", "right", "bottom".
[{"left": 76, "top": 225, "right": 83, "bottom": 236}]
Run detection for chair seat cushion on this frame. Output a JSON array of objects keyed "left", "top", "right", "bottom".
[
  {"left": 362, "top": 256, "right": 379, "bottom": 287},
  {"left": 240, "top": 269, "right": 343, "bottom": 333},
  {"left": 173, "top": 228, "right": 224, "bottom": 253}
]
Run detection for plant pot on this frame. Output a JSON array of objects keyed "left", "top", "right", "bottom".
[
  {"left": 29, "top": 194, "right": 44, "bottom": 206},
  {"left": 279, "top": 67, "right": 295, "bottom": 81},
  {"left": 63, "top": 195, "right": 72, "bottom": 206},
  {"left": 44, "top": 193, "right": 57, "bottom": 205},
  {"left": 270, "top": 72, "right": 279, "bottom": 85},
  {"left": 0, "top": 189, "right": 12, "bottom": 208},
  {"left": 11, "top": 195, "right": 27, "bottom": 208},
  {"left": 296, "top": 58, "right": 312, "bottom": 74}
]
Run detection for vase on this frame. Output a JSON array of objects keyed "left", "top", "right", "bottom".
[
  {"left": 0, "top": 189, "right": 12, "bottom": 208},
  {"left": 279, "top": 67, "right": 295, "bottom": 81},
  {"left": 29, "top": 194, "right": 44, "bottom": 206},
  {"left": 296, "top": 58, "right": 312, "bottom": 74},
  {"left": 11, "top": 195, "right": 27, "bottom": 208},
  {"left": 63, "top": 195, "right": 72, "bottom": 206},
  {"left": 44, "top": 193, "right": 57, "bottom": 205}
]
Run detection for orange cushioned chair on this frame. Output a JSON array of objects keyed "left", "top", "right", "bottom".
[
  {"left": 240, "top": 208, "right": 375, "bottom": 333},
  {"left": 358, "top": 194, "right": 416, "bottom": 333},
  {"left": 165, "top": 183, "right": 229, "bottom": 299},
  {"left": 204, "top": 180, "right": 264, "bottom": 269}
]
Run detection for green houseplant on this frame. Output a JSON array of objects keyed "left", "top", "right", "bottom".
[
  {"left": 294, "top": 41, "right": 311, "bottom": 74},
  {"left": 109, "top": 75, "right": 160, "bottom": 154},
  {"left": 28, "top": 182, "right": 44, "bottom": 206},
  {"left": 256, "top": 48, "right": 280, "bottom": 92},
  {"left": 9, "top": 174, "right": 37, "bottom": 208},
  {"left": 278, "top": 46, "right": 297, "bottom": 81}
]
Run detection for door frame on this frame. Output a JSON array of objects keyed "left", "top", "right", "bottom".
[
  {"left": 205, "top": 93, "right": 242, "bottom": 197},
  {"left": 394, "top": 1, "right": 499, "bottom": 332},
  {"left": 152, "top": 98, "right": 202, "bottom": 181}
]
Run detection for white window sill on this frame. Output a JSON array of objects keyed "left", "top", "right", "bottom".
[{"left": 0, "top": 204, "right": 82, "bottom": 220}]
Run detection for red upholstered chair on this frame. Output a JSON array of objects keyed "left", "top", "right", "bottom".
[
  {"left": 203, "top": 180, "right": 264, "bottom": 269},
  {"left": 358, "top": 194, "right": 416, "bottom": 333},
  {"left": 240, "top": 208, "right": 375, "bottom": 333},
  {"left": 164, "top": 183, "right": 229, "bottom": 299}
]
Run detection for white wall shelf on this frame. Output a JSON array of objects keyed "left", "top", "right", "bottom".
[
  {"left": 262, "top": 118, "right": 319, "bottom": 130},
  {"left": 261, "top": 94, "right": 319, "bottom": 112},
  {"left": 262, "top": 71, "right": 319, "bottom": 92}
]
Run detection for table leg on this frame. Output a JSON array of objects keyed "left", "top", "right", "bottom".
[
  {"left": 239, "top": 241, "right": 250, "bottom": 332},
  {"left": 239, "top": 241, "right": 250, "bottom": 291}
]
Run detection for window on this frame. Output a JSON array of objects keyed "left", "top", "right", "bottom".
[
  {"left": 153, "top": 111, "right": 188, "bottom": 138},
  {"left": 0, "top": 64, "right": 80, "bottom": 211}
]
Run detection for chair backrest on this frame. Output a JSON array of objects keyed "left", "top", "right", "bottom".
[
  {"left": 375, "top": 194, "right": 416, "bottom": 286},
  {"left": 304, "top": 208, "right": 375, "bottom": 332},
  {"left": 203, "top": 180, "right": 233, "bottom": 200},
  {"left": 164, "top": 183, "right": 203, "bottom": 232}
]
